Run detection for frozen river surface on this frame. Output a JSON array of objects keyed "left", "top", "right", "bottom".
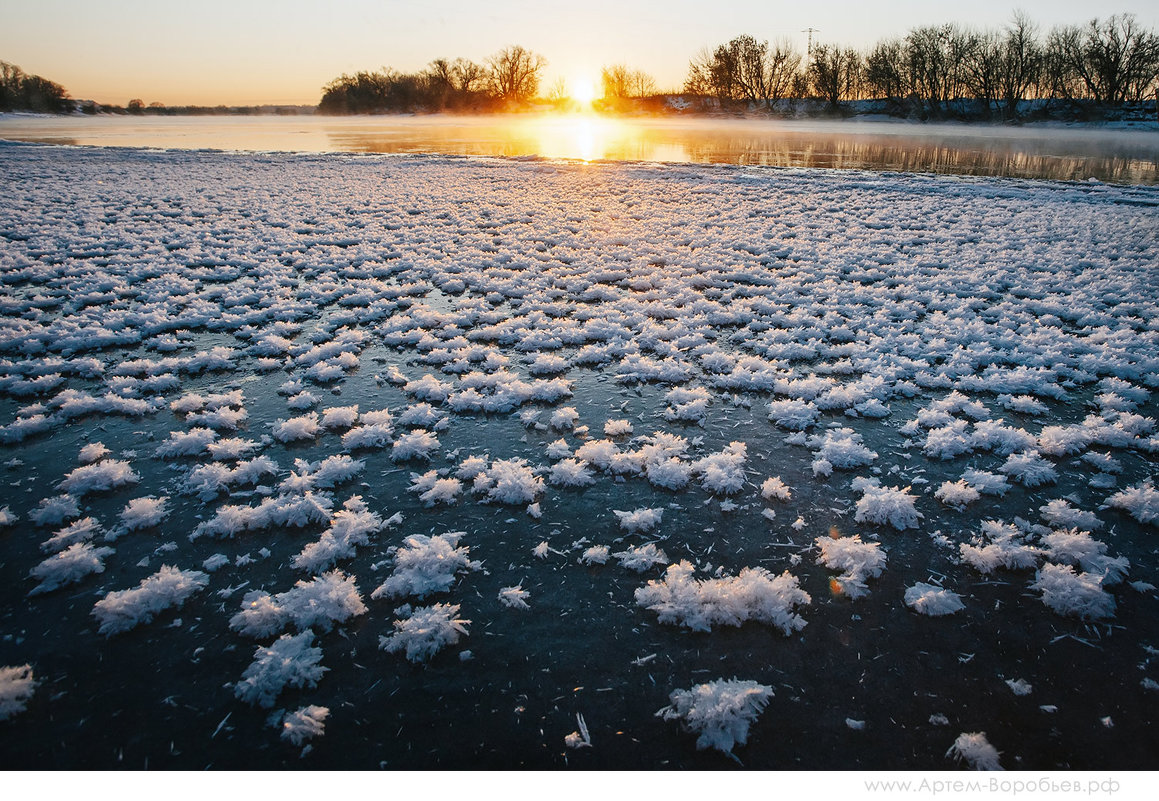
[{"left": 0, "top": 142, "right": 1157, "bottom": 769}]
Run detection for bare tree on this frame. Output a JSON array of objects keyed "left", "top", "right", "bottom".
[
  {"left": 906, "top": 24, "right": 970, "bottom": 114},
  {"left": 766, "top": 39, "right": 803, "bottom": 106},
  {"left": 960, "top": 30, "right": 1004, "bottom": 114},
  {"left": 683, "top": 47, "right": 722, "bottom": 100},
  {"left": 602, "top": 64, "right": 632, "bottom": 98},
  {"left": 865, "top": 38, "right": 908, "bottom": 102},
  {"left": 684, "top": 36, "right": 802, "bottom": 109},
  {"left": 1077, "top": 14, "right": 1159, "bottom": 103},
  {"left": 727, "top": 35, "right": 771, "bottom": 105},
  {"left": 602, "top": 64, "right": 656, "bottom": 99},
  {"left": 810, "top": 44, "right": 861, "bottom": 107},
  {"left": 629, "top": 69, "right": 657, "bottom": 98},
  {"left": 486, "top": 45, "right": 546, "bottom": 104},
  {"left": 450, "top": 58, "right": 485, "bottom": 93},
  {"left": 998, "top": 11, "right": 1043, "bottom": 117}
]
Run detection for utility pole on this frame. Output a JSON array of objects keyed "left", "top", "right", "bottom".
[{"left": 802, "top": 27, "right": 819, "bottom": 68}]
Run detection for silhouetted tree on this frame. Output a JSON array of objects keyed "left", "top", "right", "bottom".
[
  {"left": 450, "top": 58, "right": 485, "bottom": 93},
  {"left": 486, "top": 45, "right": 545, "bottom": 105},
  {"left": 810, "top": 44, "right": 861, "bottom": 107},
  {"left": 960, "top": 30, "right": 1004, "bottom": 114},
  {"left": 906, "top": 24, "right": 970, "bottom": 114},
  {"left": 684, "top": 36, "right": 802, "bottom": 109},
  {"left": 0, "top": 60, "right": 71, "bottom": 113},
  {"left": 601, "top": 64, "right": 656, "bottom": 99},
  {"left": 1046, "top": 14, "right": 1159, "bottom": 104},
  {"left": 998, "top": 11, "right": 1043, "bottom": 117},
  {"left": 865, "top": 38, "right": 909, "bottom": 103},
  {"left": 765, "top": 39, "right": 803, "bottom": 106}
]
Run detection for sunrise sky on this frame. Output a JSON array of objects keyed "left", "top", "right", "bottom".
[{"left": 2, "top": 0, "right": 1157, "bottom": 106}]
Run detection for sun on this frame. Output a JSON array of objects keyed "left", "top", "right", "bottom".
[{"left": 569, "top": 76, "right": 597, "bottom": 106}]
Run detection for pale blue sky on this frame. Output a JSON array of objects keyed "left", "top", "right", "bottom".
[{"left": 2, "top": 1, "right": 1155, "bottom": 105}]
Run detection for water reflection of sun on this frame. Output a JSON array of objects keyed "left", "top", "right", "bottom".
[{"left": 515, "top": 114, "right": 627, "bottom": 163}]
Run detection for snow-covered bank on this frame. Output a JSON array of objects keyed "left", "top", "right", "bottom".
[{"left": 0, "top": 143, "right": 1156, "bottom": 769}]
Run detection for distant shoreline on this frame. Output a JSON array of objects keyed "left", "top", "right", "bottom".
[{"left": 5, "top": 98, "right": 1158, "bottom": 130}]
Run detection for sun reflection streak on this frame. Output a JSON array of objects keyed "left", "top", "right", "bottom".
[{"left": 512, "top": 113, "right": 633, "bottom": 163}]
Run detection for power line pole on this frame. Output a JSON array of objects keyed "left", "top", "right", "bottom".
[{"left": 802, "top": 27, "right": 819, "bottom": 67}]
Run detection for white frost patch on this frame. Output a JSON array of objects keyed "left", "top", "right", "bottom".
[
  {"left": 767, "top": 399, "right": 819, "bottom": 430},
  {"left": 853, "top": 479, "right": 922, "bottom": 531},
  {"left": 613, "top": 507, "right": 664, "bottom": 533},
  {"left": 810, "top": 428, "right": 877, "bottom": 470},
  {"left": 815, "top": 535, "right": 886, "bottom": 599},
  {"left": 935, "top": 480, "right": 980, "bottom": 511},
  {"left": 119, "top": 496, "right": 168, "bottom": 531},
  {"left": 293, "top": 496, "right": 389, "bottom": 573},
  {"left": 904, "top": 583, "right": 965, "bottom": 616},
  {"left": 235, "top": 631, "right": 328, "bottom": 708},
  {"left": 962, "top": 469, "right": 1009, "bottom": 497},
  {"left": 1105, "top": 481, "right": 1159, "bottom": 525},
  {"left": 1005, "top": 678, "right": 1032, "bottom": 696},
  {"left": 657, "top": 678, "right": 774, "bottom": 755},
  {"left": 29, "top": 542, "right": 114, "bottom": 595},
  {"left": 1039, "top": 499, "right": 1102, "bottom": 530},
  {"left": 272, "top": 413, "right": 319, "bottom": 443},
  {"left": 959, "top": 520, "right": 1041, "bottom": 574},
  {"left": 549, "top": 406, "right": 580, "bottom": 430},
  {"left": 230, "top": 570, "right": 367, "bottom": 638},
  {"left": 1030, "top": 564, "right": 1116, "bottom": 620},
  {"left": 0, "top": 665, "right": 36, "bottom": 721},
  {"left": 320, "top": 405, "right": 359, "bottom": 429},
  {"left": 341, "top": 422, "right": 394, "bottom": 451},
  {"left": 580, "top": 545, "right": 610, "bottom": 565},
  {"left": 946, "top": 732, "right": 1002, "bottom": 771},
  {"left": 604, "top": 419, "right": 633, "bottom": 437},
  {"left": 279, "top": 705, "right": 329, "bottom": 745},
  {"left": 155, "top": 428, "right": 218, "bottom": 458},
  {"left": 691, "top": 441, "right": 747, "bottom": 495},
  {"left": 380, "top": 602, "right": 469, "bottom": 663},
  {"left": 635, "top": 560, "right": 810, "bottom": 634},
  {"left": 614, "top": 543, "right": 668, "bottom": 572},
  {"left": 40, "top": 516, "right": 101, "bottom": 553},
  {"left": 473, "top": 458, "right": 544, "bottom": 504},
  {"left": 760, "top": 477, "right": 791, "bottom": 502},
  {"left": 391, "top": 429, "right": 440, "bottom": 461},
  {"left": 30, "top": 494, "right": 80, "bottom": 526},
  {"left": 91, "top": 565, "right": 209, "bottom": 635},
  {"left": 548, "top": 458, "right": 595, "bottom": 488},
  {"left": 1040, "top": 528, "right": 1127, "bottom": 585},
  {"left": 371, "top": 532, "right": 479, "bottom": 600},
  {"left": 78, "top": 442, "right": 110, "bottom": 463},
  {"left": 999, "top": 451, "right": 1057, "bottom": 488},
  {"left": 498, "top": 585, "right": 530, "bottom": 609},
  {"left": 57, "top": 459, "right": 140, "bottom": 496},
  {"left": 407, "top": 470, "right": 462, "bottom": 506}
]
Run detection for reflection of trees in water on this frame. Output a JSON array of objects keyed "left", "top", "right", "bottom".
[
  {"left": 646, "top": 132, "right": 1158, "bottom": 183},
  {"left": 323, "top": 118, "right": 1159, "bottom": 183}
]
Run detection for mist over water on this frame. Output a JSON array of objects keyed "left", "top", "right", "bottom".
[{"left": 2, "top": 114, "right": 1157, "bottom": 184}]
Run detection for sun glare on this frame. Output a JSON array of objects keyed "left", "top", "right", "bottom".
[{"left": 570, "top": 76, "right": 597, "bottom": 106}]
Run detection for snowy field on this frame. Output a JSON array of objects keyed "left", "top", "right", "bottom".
[{"left": 0, "top": 141, "right": 1156, "bottom": 769}]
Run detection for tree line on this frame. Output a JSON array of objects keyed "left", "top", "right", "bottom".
[
  {"left": 688, "top": 13, "right": 1159, "bottom": 119},
  {"left": 318, "top": 12, "right": 1157, "bottom": 120},
  {"left": 319, "top": 45, "right": 546, "bottom": 113},
  {"left": 0, "top": 61, "right": 71, "bottom": 113}
]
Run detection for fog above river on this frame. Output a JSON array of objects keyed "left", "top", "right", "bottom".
[{"left": 2, "top": 113, "right": 1157, "bottom": 183}]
